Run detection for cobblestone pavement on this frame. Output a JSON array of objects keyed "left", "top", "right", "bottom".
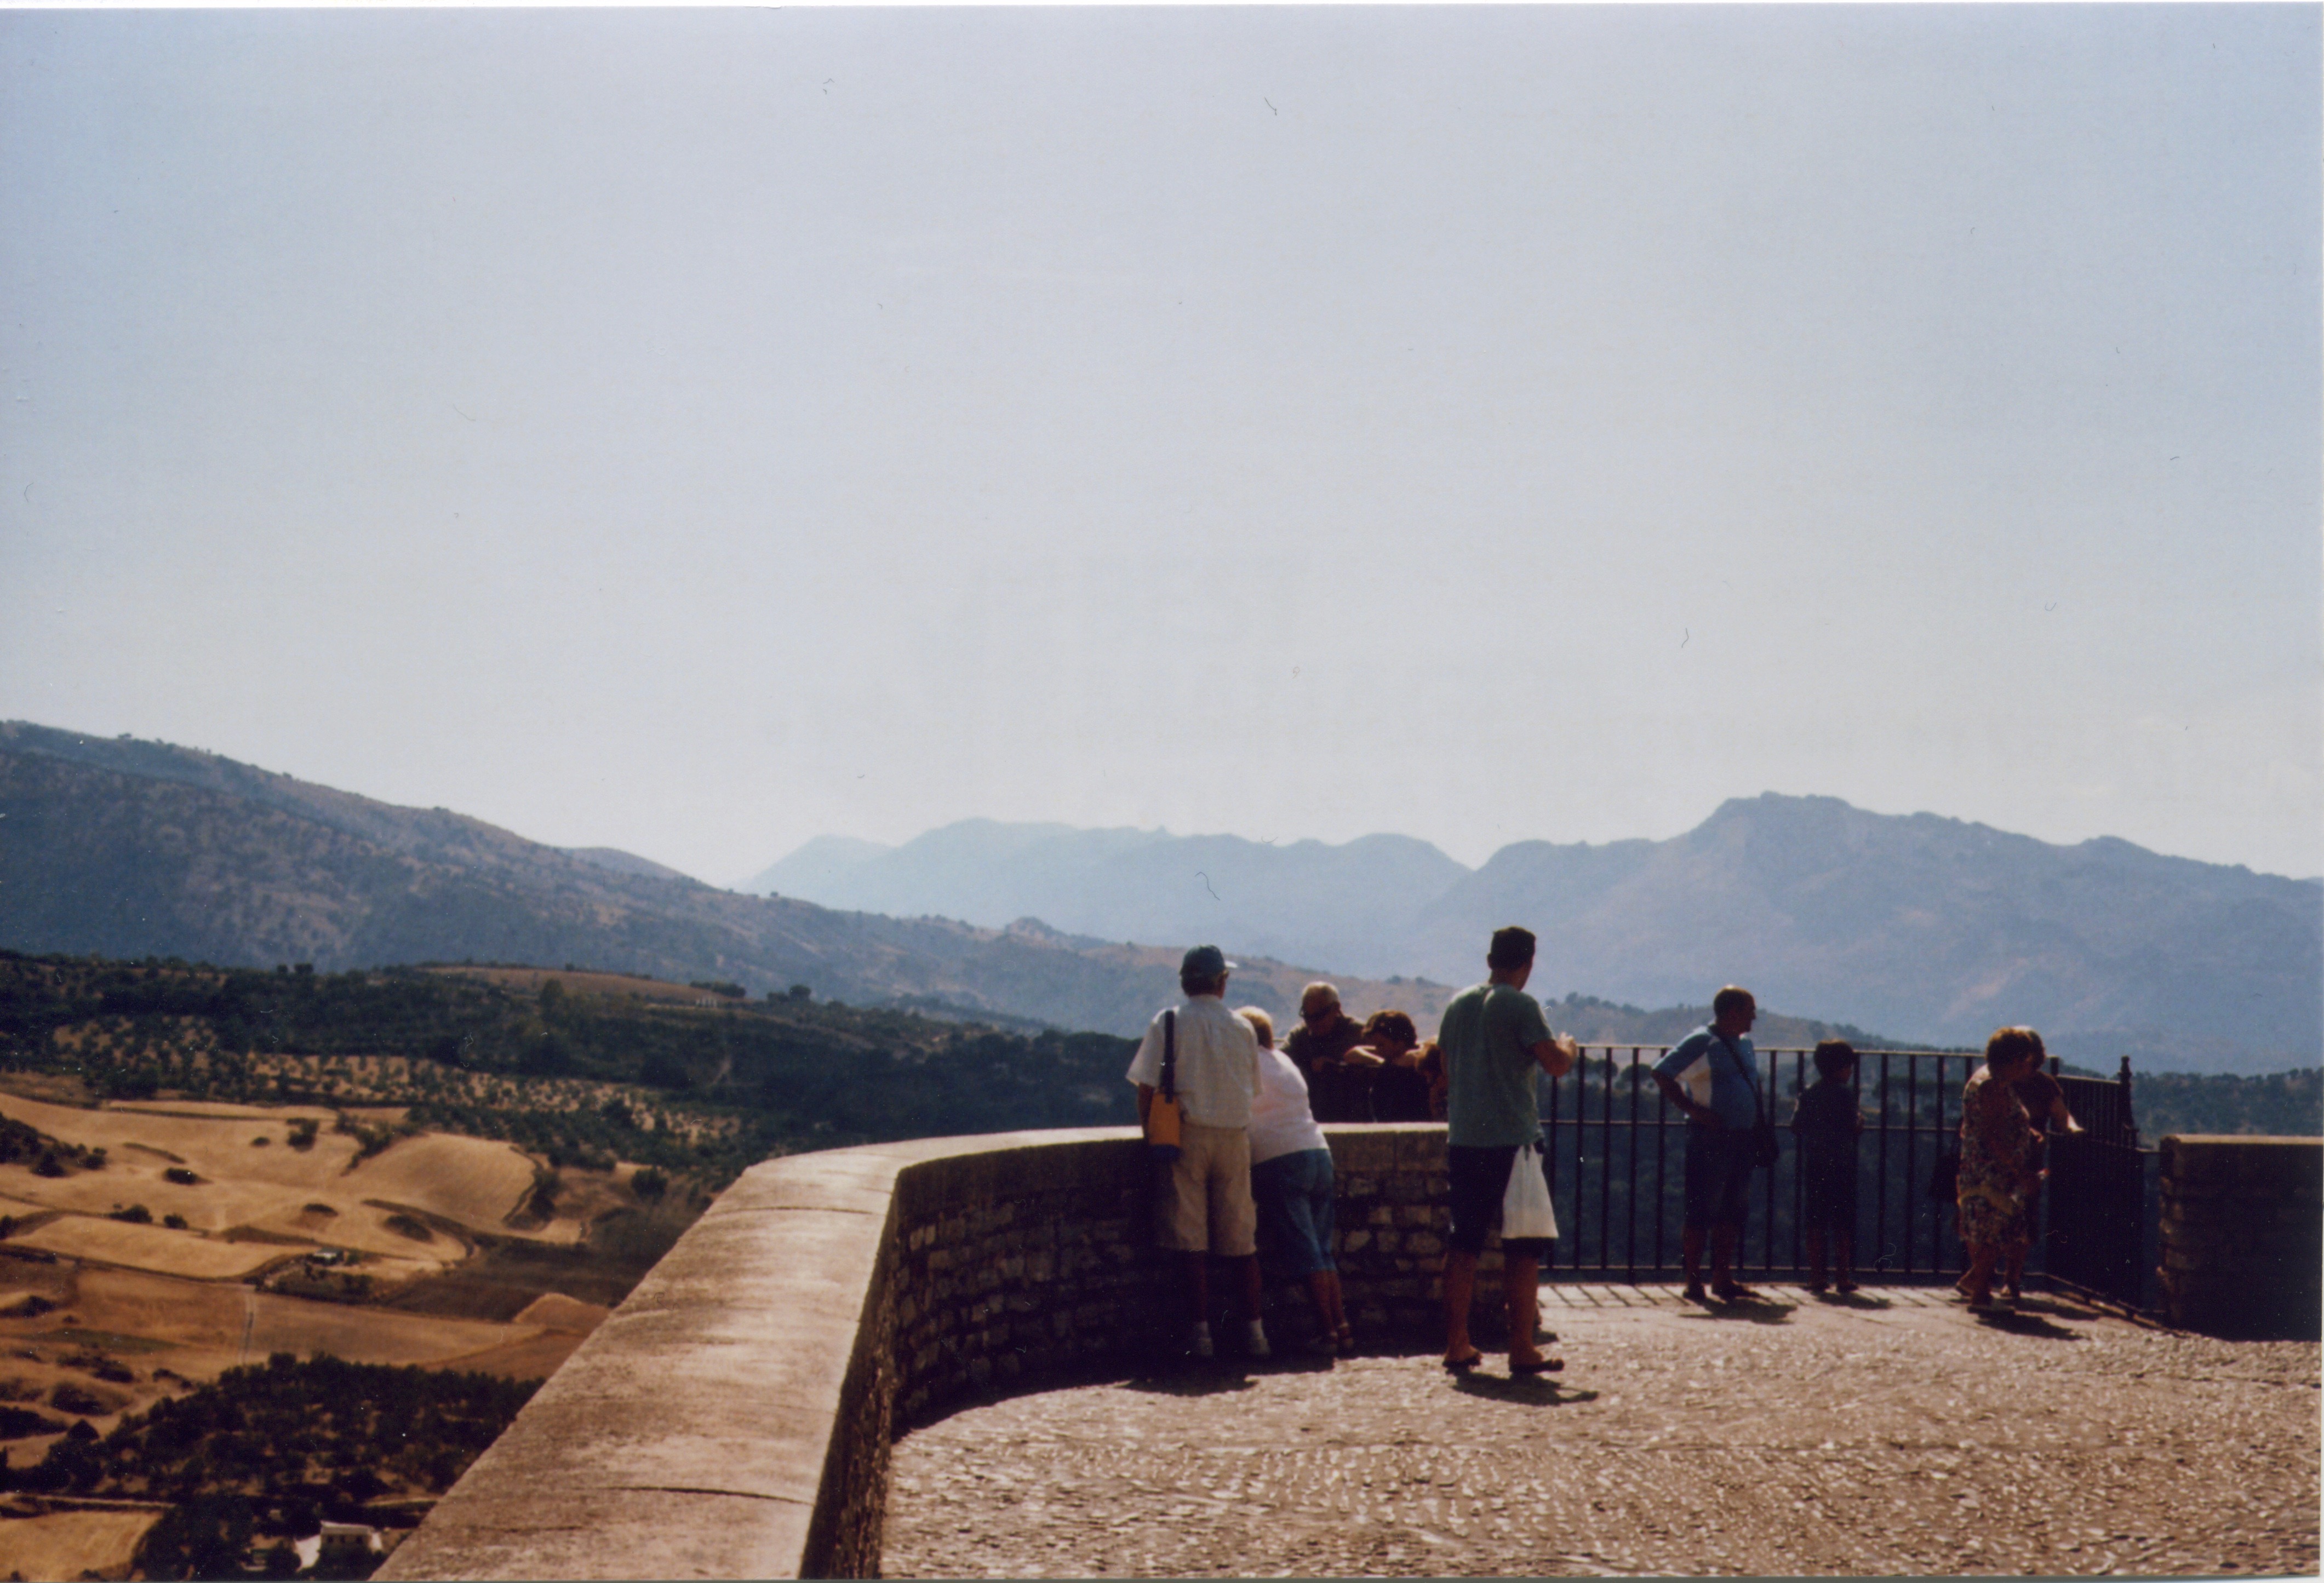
[{"left": 884, "top": 1283, "right": 2321, "bottom": 1578}]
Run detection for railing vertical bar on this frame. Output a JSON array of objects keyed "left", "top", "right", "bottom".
[
  {"left": 1653, "top": 1047, "right": 1668, "bottom": 1276},
  {"left": 1598, "top": 1051, "right": 1614, "bottom": 1274},
  {"left": 1625, "top": 1049, "right": 1641, "bottom": 1283},
  {"left": 1876, "top": 1050, "right": 1892, "bottom": 1277},
  {"left": 1572, "top": 1043, "right": 1587, "bottom": 1272},
  {"left": 1788, "top": 1047, "right": 1805, "bottom": 1277},
  {"left": 1934, "top": 1055, "right": 1951, "bottom": 1279}
]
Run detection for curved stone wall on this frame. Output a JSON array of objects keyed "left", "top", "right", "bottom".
[{"left": 381, "top": 1124, "right": 1475, "bottom": 1580}]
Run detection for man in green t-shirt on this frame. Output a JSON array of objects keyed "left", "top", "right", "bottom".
[{"left": 1435, "top": 925, "right": 1578, "bottom": 1375}]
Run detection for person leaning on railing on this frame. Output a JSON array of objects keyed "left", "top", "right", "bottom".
[
  {"left": 1238, "top": 1006, "right": 1356, "bottom": 1357},
  {"left": 1436, "top": 925, "right": 1579, "bottom": 1377},
  {"left": 1359, "top": 1010, "right": 1434, "bottom": 1123},
  {"left": 1953, "top": 1026, "right": 2047, "bottom": 1312},
  {"left": 1285, "top": 982, "right": 1378, "bottom": 1123},
  {"left": 2002, "top": 1026, "right": 2079, "bottom": 1303}
]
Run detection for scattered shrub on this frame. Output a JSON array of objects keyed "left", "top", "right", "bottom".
[
  {"left": 162, "top": 1167, "right": 199, "bottom": 1186},
  {"left": 109, "top": 1204, "right": 152, "bottom": 1224}
]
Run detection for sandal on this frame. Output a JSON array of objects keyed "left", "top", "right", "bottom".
[
  {"left": 1335, "top": 1323, "right": 1358, "bottom": 1357},
  {"left": 1442, "top": 1350, "right": 1483, "bottom": 1374},
  {"left": 1509, "top": 1355, "right": 1564, "bottom": 1376},
  {"left": 1711, "top": 1282, "right": 1761, "bottom": 1304}
]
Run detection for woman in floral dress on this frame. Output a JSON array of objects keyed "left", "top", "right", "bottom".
[{"left": 1955, "top": 1026, "right": 2044, "bottom": 1310}]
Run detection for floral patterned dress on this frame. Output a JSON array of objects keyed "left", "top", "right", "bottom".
[{"left": 1956, "top": 1067, "right": 2037, "bottom": 1253}]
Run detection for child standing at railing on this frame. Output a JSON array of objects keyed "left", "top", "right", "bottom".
[{"left": 1791, "top": 1040, "right": 1864, "bottom": 1294}]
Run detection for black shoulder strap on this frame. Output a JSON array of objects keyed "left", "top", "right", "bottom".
[{"left": 1161, "top": 1009, "right": 1177, "bottom": 1102}]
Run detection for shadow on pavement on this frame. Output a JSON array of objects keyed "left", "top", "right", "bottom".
[
  {"left": 1814, "top": 1291, "right": 1893, "bottom": 1310},
  {"left": 1676, "top": 1299, "right": 1798, "bottom": 1325},
  {"left": 1121, "top": 1368, "right": 1262, "bottom": 1398},
  {"left": 1452, "top": 1373, "right": 1600, "bottom": 1407},
  {"left": 1974, "top": 1309, "right": 2084, "bottom": 1340}
]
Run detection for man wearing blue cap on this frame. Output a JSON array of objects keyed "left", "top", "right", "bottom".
[{"left": 1127, "top": 944, "right": 1268, "bottom": 1360}]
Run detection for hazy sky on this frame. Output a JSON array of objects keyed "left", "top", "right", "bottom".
[{"left": 4, "top": 7, "right": 2317, "bottom": 885}]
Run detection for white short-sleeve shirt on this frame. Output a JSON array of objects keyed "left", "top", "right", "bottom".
[
  {"left": 1246, "top": 1048, "right": 1330, "bottom": 1165},
  {"left": 1125, "top": 995, "right": 1261, "bottom": 1129}
]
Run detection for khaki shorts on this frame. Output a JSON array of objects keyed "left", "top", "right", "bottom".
[{"left": 1155, "top": 1121, "right": 1257, "bottom": 1257}]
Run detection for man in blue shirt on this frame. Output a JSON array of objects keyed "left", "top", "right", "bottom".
[
  {"left": 1435, "top": 926, "right": 1577, "bottom": 1375},
  {"left": 1651, "top": 985, "right": 1766, "bottom": 1304}
]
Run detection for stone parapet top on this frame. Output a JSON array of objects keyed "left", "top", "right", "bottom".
[{"left": 381, "top": 1127, "right": 1143, "bottom": 1581}]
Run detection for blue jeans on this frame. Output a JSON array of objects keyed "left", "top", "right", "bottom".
[{"left": 1251, "top": 1148, "right": 1336, "bottom": 1275}]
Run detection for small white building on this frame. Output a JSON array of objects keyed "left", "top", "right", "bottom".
[{"left": 293, "top": 1522, "right": 382, "bottom": 1570}]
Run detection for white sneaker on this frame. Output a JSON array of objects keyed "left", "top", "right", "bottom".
[
  {"left": 1189, "top": 1322, "right": 1213, "bottom": 1359},
  {"left": 1244, "top": 1320, "right": 1270, "bottom": 1360}
]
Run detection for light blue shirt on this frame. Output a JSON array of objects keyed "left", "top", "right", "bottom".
[{"left": 1654, "top": 1026, "right": 1761, "bottom": 1131}]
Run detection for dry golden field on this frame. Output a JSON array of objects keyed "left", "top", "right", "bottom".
[
  {"left": 0, "top": 1081, "right": 649, "bottom": 1498},
  {"left": 0, "top": 1507, "right": 163, "bottom": 1582},
  {"left": 7, "top": 1219, "right": 281, "bottom": 1281},
  {"left": 0, "top": 1093, "right": 593, "bottom": 1272},
  {"left": 423, "top": 964, "right": 725, "bottom": 1005}
]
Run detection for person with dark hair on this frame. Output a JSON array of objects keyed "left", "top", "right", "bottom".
[
  {"left": 1125, "top": 945, "right": 1267, "bottom": 1360},
  {"left": 1956, "top": 1026, "right": 2045, "bottom": 1311},
  {"left": 1790, "top": 1040, "right": 1863, "bottom": 1294},
  {"left": 1359, "top": 1010, "right": 1434, "bottom": 1123},
  {"left": 1284, "top": 982, "right": 1377, "bottom": 1123},
  {"left": 1434, "top": 925, "right": 1578, "bottom": 1375},
  {"left": 1651, "top": 985, "right": 1769, "bottom": 1304}
]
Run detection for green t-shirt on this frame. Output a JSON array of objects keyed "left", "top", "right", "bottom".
[{"left": 1438, "top": 982, "right": 1552, "bottom": 1146}]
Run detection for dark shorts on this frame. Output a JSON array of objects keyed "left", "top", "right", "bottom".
[
  {"left": 1447, "top": 1142, "right": 1555, "bottom": 1257},
  {"left": 1252, "top": 1148, "right": 1337, "bottom": 1275},
  {"left": 1684, "top": 1125, "right": 1756, "bottom": 1231},
  {"left": 1800, "top": 1149, "right": 1857, "bottom": 1234}
]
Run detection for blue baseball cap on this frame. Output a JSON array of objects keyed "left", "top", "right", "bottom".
[{"left": 1181, "top": 944, "right": 1236, "bottom": 978}]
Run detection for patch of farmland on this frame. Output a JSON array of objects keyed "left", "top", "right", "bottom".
[
  {"left": 10, "top": 1217, "right": 280, "bottom": 1280},
  {"left": 339, "top": 1134, "right": 548, "bottom": 1235},
  {"left": 0, "top": 1093, "right": 360, "bottom": 1185},
  {"left": 53, "top": 1269, "right": 247, "bottom": 1356},
  {"left": 430, "top": 1327, "right": 592, "bottom": 1381},
  {"left": 511, "top": 1292, "right": 611, "bottom": 1334},
  {"left": 106, "top": 1099, "right": 306, "bottom": 1121},
  {"left": 49, "top": 1267, "right": 558, "bottom": 1375},
  {"left": 0, "top": 1507, "right": 162, "bottom": 1580},
  {"left": 244, "top": 1289, "right": 545, "bottom": 1368}
]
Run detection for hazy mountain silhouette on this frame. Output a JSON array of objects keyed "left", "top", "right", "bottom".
[
  {"left": 750, "top": 799, "right": 2322, "bottom": 1074},
  {"left": 743, "top": 819, "right": 1468, "bottom": 977},
  {"left": 0, "top": 722, "right": 1435, "bottom": 1040}
]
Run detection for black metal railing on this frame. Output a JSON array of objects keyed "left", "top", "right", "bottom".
[{"left": 1535, "top": 1045, "right": 2152, "bottom": 1304}]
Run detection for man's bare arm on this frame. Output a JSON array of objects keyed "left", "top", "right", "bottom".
[{"left": 1530, "top": 1034, "right": 1578, "bottom": 1079}]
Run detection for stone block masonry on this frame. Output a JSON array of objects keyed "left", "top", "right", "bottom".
[
  {"left": 381, "top": 1124, "right": 1503, "bottom": 1580},
  {"left": 2157, "top": 1134, "right": 2322, "bottom": 1340}
]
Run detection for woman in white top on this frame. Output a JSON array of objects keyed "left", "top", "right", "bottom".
[{"left": 1239, "top": 1008, "right": 1354, "bottom": 1356}]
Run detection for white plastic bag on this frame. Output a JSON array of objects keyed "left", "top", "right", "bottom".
[{"left": 1501, "top": 1138, "right": 1559, "bottom": 1241}]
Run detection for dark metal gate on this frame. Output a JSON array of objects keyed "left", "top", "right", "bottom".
[
  {"left": 2041, "top": 1058, "right": 2150, "bottom": 1308},
  {"left": 1535, "top": 1044, "right": 2153, "bottom": 1305}
]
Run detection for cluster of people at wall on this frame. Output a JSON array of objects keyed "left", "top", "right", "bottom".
[{"left": 1127, "top": 930, "right": 2079, "bottom": 1374}]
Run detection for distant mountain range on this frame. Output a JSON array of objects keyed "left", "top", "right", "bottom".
[
  {"left": 5, "top": 720, "right": 2312, "bottom": 1072},
  {"left": 0, "top": 723, "right": 1448, "bottom": 1040},
  {"left": 743, "top": 804, "right": 2323, "bottom": 1075}
]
